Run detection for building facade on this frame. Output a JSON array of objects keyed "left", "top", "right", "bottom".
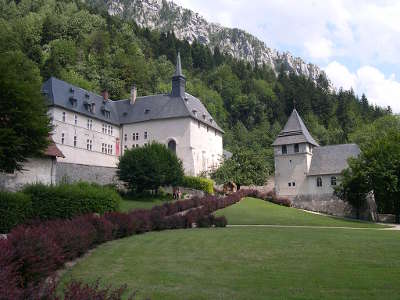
[
  {"left": 41, "top": 54, "right": 224, "bottom": 183},
  {"left": 273, "top": 109, "right": 364, "bottom": 216}
]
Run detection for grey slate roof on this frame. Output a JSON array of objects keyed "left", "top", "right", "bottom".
[
  {"left": 272, "top": 109, "right": 319, "bottom": 146},
  {"left": 308, "top": 144, "right": 360, "bottom": 176},
  {"left": 41, "top": 77, "right": 223, "bottom": 132}
]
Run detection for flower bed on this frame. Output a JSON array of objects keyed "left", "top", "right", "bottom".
[{"left": 0, "top": 189, "right": 255, "bottom": 299}]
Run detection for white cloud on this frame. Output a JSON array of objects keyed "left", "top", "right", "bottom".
[
  {"left": 325, "top": 62, "right": 400, "bottom": 112},
  {"left": 304, "top": 37, "right": 334, "bottom": 60}
]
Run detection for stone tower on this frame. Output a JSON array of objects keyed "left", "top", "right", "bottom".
[{"left": 272, "top": 109, "right": 319, "bottom": 197}]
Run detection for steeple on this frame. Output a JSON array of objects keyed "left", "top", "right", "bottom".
[
  {"left": 272, "top": 109, "right": 319, "bottom": 146},
  {"left": 171, "top": 52, "right": 186, "bottom": 97}
]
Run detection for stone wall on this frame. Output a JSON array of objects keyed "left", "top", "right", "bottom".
[
  {"left": 55, "top": 162, "right": 118, "bottom": 185},
  {"left": 292, "top": 192, "right": 377, "bottom": 221}
]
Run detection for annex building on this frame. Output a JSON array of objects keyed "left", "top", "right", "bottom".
[{"left": 273, "top": 109, "right": 364, "bottom": 216}]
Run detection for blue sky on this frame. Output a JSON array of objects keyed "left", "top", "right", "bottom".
[{"left": 174, "top": 0, "right": 400, "bottom": 112}]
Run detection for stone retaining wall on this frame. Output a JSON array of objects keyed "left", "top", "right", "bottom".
[{"left": 55, "top": 162, "right": 118, "bottom": 185}]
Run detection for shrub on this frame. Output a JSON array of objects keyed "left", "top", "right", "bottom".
[
  {"left": 104, "top": 212, "right": 136, "bottom": 239},
  {"left": 22, "top": 182, "right": 121, "bottom": 221},
  {"left": 252, "top": 190, "right": 292, "bottom": 207},
  {"left": 87, "top": 215, "right": 115, "bottom": 244},
  {"left": 182, "top": 176, "right": 214, "bottom": 194},
  {"left": 0, "top": 191, "right": 32, "bottom": 233},
  {"left": 117, "top": 142, "right": 184, "bottom": 193},
  {"left": 0, "top": 239, "right": 23, "bottom": 299},
  {"left": 214, "top": 216, "right": 228, "bottom": 227},
  {"left": 8, "top": 225, "right": 64, "bottom": 287}
]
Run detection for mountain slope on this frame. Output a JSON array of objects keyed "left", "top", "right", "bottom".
[{"left": 107, "top": 0, "right": 325, "bottom": 81}]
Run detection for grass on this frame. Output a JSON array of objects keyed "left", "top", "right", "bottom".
[
  {"left": 119, "top": 195, "right": 175, "bottom": 212},
  {"left": 60, "top": 227, "right": 400, "bottom": 300},
  {"left": 215, "top": 197, "right": 387, "bottom": 228}
]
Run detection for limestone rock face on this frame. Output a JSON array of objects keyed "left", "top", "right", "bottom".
[{"left": 107, "top": 0, "right": 327, "bottom": 82}]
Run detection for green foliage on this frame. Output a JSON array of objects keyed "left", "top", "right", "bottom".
[
  {"left": 117, "top": 142, "right": 184, "bottom": 193},
  {"left": 0, "top": 51, "right": 51, "bottom": 173},
  {"left": 211, "top": 148, "right": 273, "bottom": 186},
  {"left": 182, "top": 176, "right": 214, "bottom": 194},
  {"left": 0, "top": 0, "right": 391, "bottom": 181},
  {"left": 0, "top": 191, "right": 32, "bottom": 233},
  {"left": 22, "top": 182, "right": 121, "bottom": 221},
  {"left": 337, "top": 126, "right": 400, "bottom": 221}
]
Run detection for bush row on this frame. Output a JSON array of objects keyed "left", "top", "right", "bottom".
[
  {"left": 181, "top": 176, "right": 214, "bottom": 194},
  {"left": 249, "top": 190, "right": 292, "bottom": 207},
  {"left": 0, "top": 189, "right": 252, "bottom": 299},
  {"left": 0, "top": 182, "right": 121, "bottom": 233}
]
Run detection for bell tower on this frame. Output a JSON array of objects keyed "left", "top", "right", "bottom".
[
  {"left": 272, "top": 109, "right": 319, "bottom": 197},
  {"left": 171, "top": 52, "right": 186, "bottom": 98}
]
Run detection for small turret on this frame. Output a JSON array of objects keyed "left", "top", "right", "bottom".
[{"left": 171, "top": 52, "right": 186, "bottom": 98}]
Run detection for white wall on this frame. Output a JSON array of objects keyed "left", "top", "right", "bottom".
[
  {"left": 49, "top": 107, "right": 120, "bottom": 167},
  {"left": 121, "top": 118, "right": 223, "bottom": 176},
  {"left": 306, "top": 174, "right": 340, "bottom": 195},
  {"left": 189, "top": 119, "right": 223, "bottom": 175},
  {"left": 0, "top": 157, "right": 55, "bottom": 191},
  {"left": 274, "top": 143, "right": 312, "bottom": 197}
]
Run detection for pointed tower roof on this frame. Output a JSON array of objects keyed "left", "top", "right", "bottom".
[
  {"left": 171, "top": 52, "right": 186, "bottom": 97},
  {"left": 174, "top": 52, "right": 184, "bottom": 77},
  {"left": 272, "top": 109, "right": 319, "bottom": 146}
]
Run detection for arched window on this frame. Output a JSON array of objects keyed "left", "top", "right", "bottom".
[
  {"left": 331, "top": 176, "right": 337, "bottom": 186},
  {"left": 316, "top": 177, "right": 322, "bottom": 187},
  {"left": 168, "top": 139, "right": 176, "bottom": 154}
]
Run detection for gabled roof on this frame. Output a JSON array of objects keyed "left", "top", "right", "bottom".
[
  {"left": 308, "top": 144, "right": 360, "bottom": 176},
  {"left": 42, "top": 77, "right": 120, "bottom": 125},
  {"left": 272, "top": 109, "right": 319, "bottom": 146},
  {"left": 41, "top": 78, "right": 223, "bottom": 133}
]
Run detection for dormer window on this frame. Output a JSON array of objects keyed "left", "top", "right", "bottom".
[
  {"left": 202, "top": 114, "right": 206, "bottom": 120},
  {"left": 69, "top": 87, "right": 74, "bottom": 93},
  {"left": 192, "top": 109, "right": 197, "bottom": 116},
  {"left": 85, "top": 93, "right": 90, "bottom": 98},
  {"left": 282, "top": 145, "right": 287, "bottom": 154},
  {"left": 69, "top": 96, "right": 77, "bottom": 107},
  {"left": 209, "top": 118, "right": 213, "bottom": 123}
]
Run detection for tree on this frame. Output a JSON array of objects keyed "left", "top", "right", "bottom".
[
  {"left": 211, "top": 148, "right": 273, "bottom": 187},
  {"left": 117, "top": 142, "right": 184, "bottom": 193},
  {"left": 0, "top": 51, "right": 51, "bottom": 173}
]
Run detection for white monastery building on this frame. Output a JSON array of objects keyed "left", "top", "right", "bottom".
[
  {"left": 273, "top": 109, "right": 361, "bottom": 208},
  {"left": 40, "top": 53, "right": 224, "bottom": 183}
]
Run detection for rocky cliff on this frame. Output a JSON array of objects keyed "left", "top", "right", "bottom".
[{"left": 107, "top": 0, "right": 325, "bottom": 81}]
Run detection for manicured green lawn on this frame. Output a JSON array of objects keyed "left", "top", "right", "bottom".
[
  {"left": 215, "top": 197, "right": 387, "bottom": 228},
  {"left": 119, "top": 198, "right": 170, "bottom": 212},
  {"left": 61, "top": 227, "right": 400, "bottom": 300}
]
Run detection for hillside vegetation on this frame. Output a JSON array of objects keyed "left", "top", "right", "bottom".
[{"left": 0, "top": 0, "right": 391, "bottom": 176}]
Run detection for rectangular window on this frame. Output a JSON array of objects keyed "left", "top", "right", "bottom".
[
  {"left": 288, "top": 182, "right": 291, "bottom": 187},
  {"left": 61, "top": 133, "right": 65, "bottom": 144},
  {"left": 317, "top": 177, "right": 322, "bottom": 187},
  {"left": 144, "top": 131, "right": 148, "bottom": 139},
  {"left": 101, "top": 143, "right": 105, "bottom": 153},
  {"left": 87, "top": 139, "right": 92, "bottom": 151},
  {"left": 102, "top": 124, "right": 105, "bottom": 134},
  {"left": 331, "top": 176, "right": 337, "bottom": 186},
  {"left": 292, "top": 182, "right": 296, "bottom": 187},
  {"left": 74, "top": 115, "right": 78, "bottom": 125},
  {"left": 124, "top": 134, "right": 127, "bottom": 141},
  {"left": 136, "top": 133, "right": 139, "bottom": 140},
  {"left": 294, "top": 143, "right": 299, "bottom": 153},
  {"left": 87, "top": 119, "right": 93, "bottom": 130},
  {"left": 132, "top": 133, "right": 135, "bottom": 140},
  {"left": 124, "top": 145, "right": 127, "bottom": 150},
  {"left": 62, "top": 112, "right": 66, "bottom": 122},
  {"left": 74, "top": 136, "right": 77, "bottom": 147},
  {"left": 111, "top": 126, "right": 113, "bottom": 136},
  {"left": 282, "top": 145, "right": 287, "bottom": 154}
]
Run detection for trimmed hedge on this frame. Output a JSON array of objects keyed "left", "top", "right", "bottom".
[
  {"left": 22, "top": 182, "right": 121, "bottom": 221},
  {"left": 182, "top": 176, "right": 214, "bottom": 194},
  {"left": 0, "top": 189, "right": 257, "bottom": 298},
  {"left": 0, "top": 192, "right": 32, "bottom": 233}
]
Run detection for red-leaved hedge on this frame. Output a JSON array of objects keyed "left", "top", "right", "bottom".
[{"left": 0, "top": 189, "right": 257, "bottom": 299}]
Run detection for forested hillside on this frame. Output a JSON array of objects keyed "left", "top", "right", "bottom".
[{"left": 0, "top": 0, "right": 391, "bottom": 176}]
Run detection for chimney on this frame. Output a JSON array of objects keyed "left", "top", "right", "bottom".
[
  {"left": 101, "top": 89, "right": 109, "bottom": 101},
  {"left": 130, "top": 85, "right": 137, "bottom": 105}
]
